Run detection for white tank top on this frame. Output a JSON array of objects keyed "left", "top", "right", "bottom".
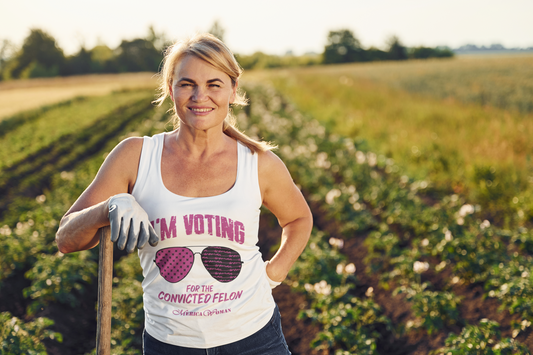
[{"left": 131, "top": 132, "right": 275, "bottom": 348}]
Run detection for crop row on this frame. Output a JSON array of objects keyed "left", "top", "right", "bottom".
[
  {"left": 240, "top": 83, "right": 531, "bottom": 353},
  {"left": 0, "top": 89, "right": 171, "bottom": 354}
]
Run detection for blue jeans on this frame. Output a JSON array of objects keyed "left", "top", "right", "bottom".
[{"left": 143, "top": 305, "right": 291, "bottom": 354}]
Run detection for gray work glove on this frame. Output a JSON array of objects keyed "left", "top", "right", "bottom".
[{"left": 108, "top": 193, "right": 159, "bottom": 253}]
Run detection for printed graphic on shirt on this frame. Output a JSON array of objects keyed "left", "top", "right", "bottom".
[
  {"left": 150, "top": 214, "right": 246, "bottom": 244},
  {"left": 154, "top": 246, "right": 243, "bottom": 283}
]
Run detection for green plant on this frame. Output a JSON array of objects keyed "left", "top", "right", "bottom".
[
  {"left": 0, "top": 311, "right": 62, "bottom": 354},
  {"left": 23, "top": 251, "right": 97, "bottom": 314},
  {"left": 395, "top": 282, "right": 461, "bottom": 334},
  {"left": 303, "top": 295, "right": 392, "bottom": 355},
  {"left": 434, "top": 319, "right": 530, "bottom": 355}
]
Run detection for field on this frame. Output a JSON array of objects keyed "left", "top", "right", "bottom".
[
  {"left": 247, "top": 55, "right": 533, "bottom": 227},
  {"left": 0, "top": 73, "right": 158, "bottom": 121},
  {"left": 1, "top": 54, "right": 533, "bottom": 354}
]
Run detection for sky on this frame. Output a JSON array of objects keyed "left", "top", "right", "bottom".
[{"left": 1, "top": 0, "right": 532, "bottom": 56}]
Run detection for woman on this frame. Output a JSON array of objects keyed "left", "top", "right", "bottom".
[{"left": 56, "top": 33, "right": 312, "bottom": 354}]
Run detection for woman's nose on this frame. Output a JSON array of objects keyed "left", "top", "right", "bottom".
[{"left": 192, "top": 86, "right": 208, "bottom": 101}]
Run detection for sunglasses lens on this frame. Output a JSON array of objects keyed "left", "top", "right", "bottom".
[
  {"left": 155, "top": 247, "right": 194, "bottom": 283},
  {"left": 201, "top": 246, "right": 242, "bottom": 283}
]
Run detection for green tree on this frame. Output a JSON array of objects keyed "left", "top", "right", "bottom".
[
  {"left": 323, "top": 29, "right": 366, "bottom": 64},
  {"left": 208, "top": 20, "right": 225, "bottom": 42},
  {"left": 66, "top": 47, "right": 93, "bottom": 75},
  {"left": 9, "top": 28, "right": 66, "bottom": 78},
  {"left": 0, "top": 39, "right": 16, "bottom": 80},
  {"left": 387, "top": 35, "right": 408, "bottom": 61},
  {"left": 408, "top": 46, "right": 455, "bottom": 59},
  {"left": 146, "top": 25, "right": 168, "bottom": 52},
  {"left": 366, "top": 46, "right": 388, "bottom": 61},
  {"left": 113, "top": 38, "right": 162, "bottom": 72},
  {"left": 90, "top": 44, "right": 115, "bottom": 73}
]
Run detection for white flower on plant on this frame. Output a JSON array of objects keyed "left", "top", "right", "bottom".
[
  {"left": 367, "top": 152, "right": 377, "bottom": 167},
  {"left": 365, "top": 287, "right": 374, "bottom": 297},
  {"left": 500, "top": 283, "right": 509, "bottom": 294},
  {"left": 456, "top": 217, "right": 464, "bottom": 226},
  {"left": 421, "top": 238, "right": 429, "bottom": 247},
  {"left": 336, "top": 262, "right": 356, "bottom": 274},
  {"left": 336, "top": 264, "right": 344, "bottom": 274},
  {"left": 436, "top": 261, "right": 447, "bottom": 271},
  {"left": 329, "top": 237, "right": 344, "bottom": 249},
  {"left": 0, "top": 225, "right": 12, "bottom": 236},
  {"left": 522, "top": 270, "right": 530, "bottom": 278},
  {"left": 345, "top": 263, "right": 356, "bottom": 274},
  {"left": 480, "top": 220, "right": 491, "bottom": 230},
  {"left": 413, "top": 261, "right": 429, "bottom": 274},
  {"left": 36, "top": 195, "right": 46, "bottom": 203},
  {"left": 348, "top": 193, "right": 360, "bottom": 204},
  {"left": 355, "top": 151, "right": 366, "bottom": 164},
  {"left": 315, "top": 152, "right": 331, "bottom": 169},
  {"left": 452, "top": 276, "right": 460, "bottom": 284},
  {"left": 60, "top": 171, "right": 75, "bottom": 180},
  {"left": 458, "top": 204, "right": 475, "bottom": 217},
  {"left": 304, "top": 283, "right": 313, "bottom": 292},
  {"left": 444, "top": 230, "right": 453, "bottom": 242},
  {"left": 313, "top": 280, "right": 332, "bottom": 295},
  {"left": 325, "top": 189, "right": 341, "bottom": 205}
]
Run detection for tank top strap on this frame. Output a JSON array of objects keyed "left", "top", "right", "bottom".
[
  {"left": 233, "top": 142, "right": 261, "bottom": 204},
  {"left": 132, "top": 133, "right": 165, "bottom": 197}
]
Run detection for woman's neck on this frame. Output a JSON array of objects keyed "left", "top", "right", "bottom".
[{"left": 172, "top": 125, "right": 233, "bottom": 159}]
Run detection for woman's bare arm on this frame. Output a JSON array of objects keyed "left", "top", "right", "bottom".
[
  {"left": 259, "top": 150, "right": 313, "bottom": 282},
  {"left": 56, "top": 137, "right": 143, "bottom": 253}
]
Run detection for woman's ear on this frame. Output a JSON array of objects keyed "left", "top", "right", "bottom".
[
  {"left": 169, "top": 83, "right": 174, "bottom": 102},
  {"left": 230, "top": 80, "right": 238, "bottom": 104}
]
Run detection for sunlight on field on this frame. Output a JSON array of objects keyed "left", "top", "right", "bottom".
[
  {"left": 243, "top": 54, "right": 533, "bottom": 169},
  {"left": 243, "top": 54, "right": 533, "bottom": 224},
  {"left": 0, "top": 72, "right": 159, "bottom": 121}
]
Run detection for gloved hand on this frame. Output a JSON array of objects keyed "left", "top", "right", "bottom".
[{"left": 108, "top": 193, "right": 159, "bottom": 253}]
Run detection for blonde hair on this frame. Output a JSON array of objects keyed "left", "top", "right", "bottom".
[{"left": 154, "top": 33, "right": 275, "bottom": 153}]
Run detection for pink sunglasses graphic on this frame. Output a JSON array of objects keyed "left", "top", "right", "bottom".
[{"left": 154, "top": 246, "right": 243, "bottom": 283}]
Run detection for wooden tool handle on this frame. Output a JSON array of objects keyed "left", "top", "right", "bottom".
[{"left": 96, "top": 226, "right": 113, "bottom": 355}]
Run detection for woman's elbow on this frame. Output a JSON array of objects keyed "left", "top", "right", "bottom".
[
  {"left": 55, "top": 219, "right": 83, "bottom": 254},
  {"left": 55, "top": 229, "right": 72, "bottom": 254}
]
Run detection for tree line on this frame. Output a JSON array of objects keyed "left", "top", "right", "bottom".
[
  {"left": 0, "top": 26, "right": 453, "bottom": 81},
  {"left": 322, "top": 29, "right": 453, "bottom": 64}
]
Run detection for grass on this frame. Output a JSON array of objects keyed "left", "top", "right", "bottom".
[
  {"left": 0, "top": 90, "right": 154, "bottom": 170},
  {"left": 243, "top": 54, "right": 533, "bottom": 226}
]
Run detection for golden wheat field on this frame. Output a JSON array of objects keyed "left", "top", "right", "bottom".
[{"left": 0, "top": 72, "right": 159, "bottom": 121}]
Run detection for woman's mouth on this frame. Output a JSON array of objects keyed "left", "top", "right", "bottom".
[{"left": 189, "top": 107, "right": 214, "bottom": 113}]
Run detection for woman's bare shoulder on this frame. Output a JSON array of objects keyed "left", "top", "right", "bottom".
[
  {"left": 257, "top": 149, "right": 284, "bottom": 166},
  {"left": 89, "top": 136, "right": 145, "bottom": 194},
  {"left": 111, "top": 136, "right": 144, "bottom": 158},
  {"left": 257, "top": 149, "right": 293, "bottom": 193}
]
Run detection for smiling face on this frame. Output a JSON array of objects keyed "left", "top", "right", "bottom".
[{"left": 170, "top": 55, "right": 237, "bottom": 134}]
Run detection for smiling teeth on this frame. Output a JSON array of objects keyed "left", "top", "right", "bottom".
[{"left": 191, "top": 108, "right": 213, "bottom": 112}]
